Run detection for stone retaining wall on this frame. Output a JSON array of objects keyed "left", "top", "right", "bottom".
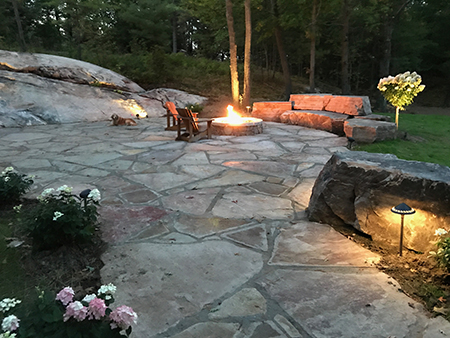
[{"left": 252, "top": 94, "right": 396, "bottom": 143}]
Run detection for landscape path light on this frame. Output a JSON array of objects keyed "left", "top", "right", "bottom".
[{"left": 391, "top": 202, "right": 415, "bottom": 256}]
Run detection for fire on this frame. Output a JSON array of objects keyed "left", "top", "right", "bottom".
[{"left": 226, "top": 105, "right": 243, "bottom": 125}]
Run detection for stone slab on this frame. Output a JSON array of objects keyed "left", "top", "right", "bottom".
[
  {"left": 251, "top": 101, "right": 293, "bottom": 122},
  {"left": 324, "top": 95, "right": 372, "bottom": 116},
  {"left": 161, "top": 188, "right": 221, "bottom": 215},
  {"left": 174, "top": 215, "right": 248, "bottom": 238},
  {"left": 99, "top": 205, "right": 168, "bottom": 243},
  {"left": 101, "top": 241, "right": 263, "bottom": 337},
  {"left": 213, "top": 192, "right": 293, "bottom": 220},
  {"left": 223, "top": 225, "right": 269, "bottom": 251},
  {"left": 269, "top": 221, "right": 380, "bottom": 266},
  {"left": 344, "top": 119, "right": 397, "bottom": 143},
  {"left": 290, "top": 94, "right": 333, "bottom": 111},
  {"left": 208, "top": 288, "right": 266, "bottom": 319},
  {"left": 257, "top": 269, "right": 448, "bottom": 338},
  {"left": 222, "top": 160, "right": 296, "bottom": 178},
  {"left": 284, "top": 110, "right": 348, "bottom": 135}
]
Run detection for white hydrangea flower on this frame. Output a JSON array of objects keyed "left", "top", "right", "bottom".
[
  {"left": 82, "top": 294, "right": 97, "bottom": 304},
  {"left": 88, "top": 189, "right": 101, "bottom": 202},
  {"left": 4, "top": 177, "right": 10, "bottom": 182},
  {"left": 1, "top": 315, "right": 20, "bottom": 332},
  {"left": 98, "top": 283, "right": 116, "bottom": 297},
  {"left": 57, "top": 185, "right": 73, "bottom": 193},
  {"left": 435, "top": 228, "right": 448, "bottom": 236},
  {"left": 1, "top": 167, "right": 14, "bottom": 176},
  {"left": 0, "top": 298, "right": 21, "bottom": 313},
  {"left": 53, "top": 211, "right": 64, "bottom": 221},
  {"left": 41, "top": 188, "right": 55, "bottom": 197}
]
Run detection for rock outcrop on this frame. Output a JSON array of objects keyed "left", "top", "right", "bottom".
[
  {"left": 307, "top": 151, "right": 450, "bottom": 253},
  {"left": 0, "top": 50, "right": 206, "bottom": 127}
]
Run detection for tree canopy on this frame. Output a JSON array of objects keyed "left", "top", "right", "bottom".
[{"left": 1, "top": 0, "right": 449, "bottom": 105}]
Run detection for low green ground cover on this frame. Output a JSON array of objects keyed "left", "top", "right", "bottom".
[{"left": 356, "top": 113, "right": 450, "bottom": 167}]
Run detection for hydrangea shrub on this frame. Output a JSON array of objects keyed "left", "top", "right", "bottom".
[
  {"left": 22, "top": 186, "right": 100, "bottom": 249},
  {"left": 0, "top": 167, "right": 33, "bottom": 203},
  {"left": 0, "top": 284, "right": 137, "bottom": 338}
]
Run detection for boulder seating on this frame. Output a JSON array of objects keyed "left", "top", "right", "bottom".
[{"left": 252, "top": 94, "right": 397, "bottom": 143}]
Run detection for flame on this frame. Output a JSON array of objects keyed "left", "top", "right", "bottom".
[{"left": 226, "top": 105, "right": 243, "bottom": 125}]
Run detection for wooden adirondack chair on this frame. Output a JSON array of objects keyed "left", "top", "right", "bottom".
[
  {"left": 165, "top": 101, "right": 199, "bottom": 131},
  {"left": 175, "top": 108, "right": 213, "bottom": 142},
  {"left": 165, "top": 101, "right": 181, "bottom": 131}
]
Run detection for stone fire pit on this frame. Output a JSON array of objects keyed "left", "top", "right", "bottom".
[{"left": 212, "top": 117, "right": 263, "bottom": 136}]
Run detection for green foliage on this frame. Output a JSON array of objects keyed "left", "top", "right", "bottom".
[
  {"left": 186, "top": 103, "right": 204, "bottom": 112},
  {"left": 378, "top": 71, "right": 426, "bottom": 110},
  {"left": 430, "top": 229, "right": 450, "bottom": 272},
  {"left": 0, "top": 167, "right": 34, "bottom": 203},
  {"left": 355, "top": 113, "right": 450, "bottom": 167},
  {"left": 22, "top": 186, "right": 100, "bottom": 250}
]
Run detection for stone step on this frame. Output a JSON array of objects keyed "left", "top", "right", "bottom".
[
  {"left": 280, "top": 110, "right": 347, "bottom": 135},
  {"left": 344, "top": 119, "right": 397, "bottom": 143}
]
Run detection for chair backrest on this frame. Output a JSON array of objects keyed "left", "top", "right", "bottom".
[
  {"left": 176, "top": 108, "right": 199, "bottom": 133},
  {"left": 165, "top": 101, "right": 179, "bottom": 118}
]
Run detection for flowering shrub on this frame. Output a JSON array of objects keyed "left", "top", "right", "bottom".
[
  {"left": 430, "top": 228, "right": 450, "bottom": 271},
  {"left": 377, "top": 71, "right": 425, "bottom": 128},
  {"left": 377, "top": 71, "right": 425, "bottom": 110},
  {"left": 22, "top": 186, "right": 100, "bottom": 249},
  {"left": 0, "top": 284, "right": 137, "bottom": 338},
  {"left": 0, "top": 167, "right": 34, "bottom": 203}
]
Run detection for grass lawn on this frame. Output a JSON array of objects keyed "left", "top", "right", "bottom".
[{"left": 355, "top": 113, "right": 450, "bottom": 167}]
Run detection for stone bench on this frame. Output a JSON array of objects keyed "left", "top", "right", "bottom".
[
  {"left": 252, "top": 94, "right": 397, "bottom": 143},
  {"left": 307, "top": 151, "right": 450, "bottom": 253}
]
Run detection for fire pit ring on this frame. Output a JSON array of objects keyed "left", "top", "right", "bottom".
[{"left": 212, "top": 117, "right": 264, "bottom": 136}]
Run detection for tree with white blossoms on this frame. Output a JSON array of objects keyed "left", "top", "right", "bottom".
[{"left": 377, "top": 71, "right": 425, "bottom": 129}]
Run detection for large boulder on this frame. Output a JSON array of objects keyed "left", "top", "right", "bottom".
[
  {"left": 0, "top": 50, "right": 206, "bottom": 127},
  {"left": 307, "top": 151, "right": 450, "bottom": 253},
  {"left": 344, "top": 119, "right": 397, "bottom": 143},
  {"left": 289, "top": 94, "right": 372, "bottom": 116},
  {"left": 290, "top": 94, "right": 333, "bottom": 111},
  {"left": 280, "top": 110, "right": 347, "bottom": 135},
  {"left": 324, "top": 95, "right": 372, "bottom": 116},
  {"left": 251, "top": 101, "right": 293, "bottom": 122}
]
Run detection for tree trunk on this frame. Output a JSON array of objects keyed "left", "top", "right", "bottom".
[
  {"left": 226, "top": 0, "right": 240, "bottom": 107},
  {"left": 270, "top": 0, "right": 291, "bottom": 100},
  {"left": 11, "top": 0, "right": 26, "bottom": 52},
  {"left": 243, "top": 0, "right": 252, "bottom": 109},
  {"left": 274, "top": 27, "right": 292, "bottom": 100},
  {"left": 341, "top": 0, "right": 350, "bottom": 94},
  {"left": 309, "top": 0, "right": 317, "bottom": 92}
]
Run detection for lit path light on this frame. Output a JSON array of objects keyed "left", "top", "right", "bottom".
[{"left": 391, "top": 203, "right": 416, "bottom": 256}]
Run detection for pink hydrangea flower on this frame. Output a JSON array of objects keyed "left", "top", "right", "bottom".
[
  {"left": 56, "top": 287, "right": 75, "bottom": 306},
  {"left": 63, "top": 301, "right": 88, "bottom": 322},
  {"left": 87, "top": 297, "right": 107, "bottom": 320},
  {"left": 109, "top": 305, "right": 138, "bottom": 330}
]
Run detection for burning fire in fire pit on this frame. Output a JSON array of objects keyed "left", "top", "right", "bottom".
[{"left": 212, "top": 105, "right": 263, "bottom": 136}]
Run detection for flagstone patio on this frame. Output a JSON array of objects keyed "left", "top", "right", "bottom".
[{"left": 1, "top": 118, "right": 449, "bottom": 338}]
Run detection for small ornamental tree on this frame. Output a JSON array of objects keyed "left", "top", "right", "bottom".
[{"left": 377, "top": 71, "right": 425, "bottom": 129}]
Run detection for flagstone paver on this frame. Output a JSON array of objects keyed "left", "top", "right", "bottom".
[{"left": 1, "top": 118, "right": 449, "bottom": 338}]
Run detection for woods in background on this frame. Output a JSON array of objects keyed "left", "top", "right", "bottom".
[{"left": 1, "top": 0, "right": 449, "bottom": 106}]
